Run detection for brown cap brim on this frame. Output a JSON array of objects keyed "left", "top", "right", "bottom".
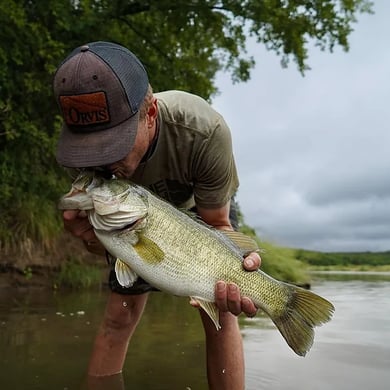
[{"left": 56, "top": 111, "right": 139, "bottom": 168}]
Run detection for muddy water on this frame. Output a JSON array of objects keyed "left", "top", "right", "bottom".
[{"left": 0, "top": 272, "right": 389, "bottom": 389}]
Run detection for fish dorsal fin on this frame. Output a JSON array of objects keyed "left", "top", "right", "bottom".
[
  {"left": 115, "top": 259, "right": 139, "bottom": 287},
  {"left": 220, "top": 231, "right": 259, "bottom": 256},
  {"left": 133, "top": 234, "right": 165, "bottom": 264},
  {"left": 190, "top": 297, "right": 221, "bottom": 330}
]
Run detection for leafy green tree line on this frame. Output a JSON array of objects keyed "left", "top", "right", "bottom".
[
  {"left": 0, "top": 0, "right": 373, "bottom": 252},
  {"left": 296, "top": 249, "right": 390, "bottom": 267}
]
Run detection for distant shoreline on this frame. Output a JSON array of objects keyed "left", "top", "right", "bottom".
[{"left": 310, "top": 270, "right": 390, "bottom": 275}]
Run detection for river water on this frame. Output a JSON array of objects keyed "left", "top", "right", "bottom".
[{"left": 0, "top": 272, "right": 389, "bottom": 389}]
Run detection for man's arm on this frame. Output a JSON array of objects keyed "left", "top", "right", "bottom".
[{"left": 196, "top": 202, "right": 261, "bottom": 317}]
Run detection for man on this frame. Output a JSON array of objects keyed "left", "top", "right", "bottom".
[{"left": 54, "top": 41, "right": 261, "bottom": 389}]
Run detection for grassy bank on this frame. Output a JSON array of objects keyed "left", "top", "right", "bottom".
[
  {"left": 239, "top": 224, "right": 310, "bottom": 285},
  {"left": 305, "top": 264, "right": 390, "bottom": 272},
  {"left": 54, "top": 257, "right": 105, "bottom": 289},
  {"left": 295, "top": 249, "right": 390, "bottom": 272}
]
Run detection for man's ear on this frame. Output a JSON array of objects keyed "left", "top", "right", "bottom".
[{"left": 146, "top": 98, "right": 158, "bottom": 128}]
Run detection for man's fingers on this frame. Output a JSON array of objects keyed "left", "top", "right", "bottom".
[
  {"left": 62, "top": 209, "right": 95, "bottom": 241},
  {"left": 63, "top": 209, "right": 88, "bottom": 220},
  {"left": 243, "top": 252, "right": 261, "bottom": 271},
  {"left": 215, "top": 282, "right": 253, "bottom": 317},
  {"left": 63, "top": 209, "right": 81, "bottom": 220},
  {"left": 226, "top": 283, "right": 241, "bottom": 316},
  {"left": 215, "top": 281, "right": 229, "bottom": 312},
  {"left": 241, "top": 297, "right": 257, "bottom": 317}
]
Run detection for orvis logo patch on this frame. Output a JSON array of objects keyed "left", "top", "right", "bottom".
[{"left": 60, "top": 92, "right": 110, "bottom": 127}]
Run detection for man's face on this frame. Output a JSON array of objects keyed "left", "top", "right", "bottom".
[
  {"left": 93, "top": 96, "right": 158, "bottom": 179},
  {"left": 106, "top": 119, "right": 150, "bottom": 179}
]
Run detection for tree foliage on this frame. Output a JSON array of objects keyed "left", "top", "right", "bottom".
[
  {"left": 296, "top": 249, "right": 390, "bottom": 268},
  {"left": 0, "top": 0, "right": 373, "bottom": 250}
]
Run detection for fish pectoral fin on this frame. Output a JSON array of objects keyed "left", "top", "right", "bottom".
[
  {"left": 114, "top": 259, "right": 139, "bottom": 287},
  {"left": 190, "top": 297, "right": 221, "bottom": 330},
  {"left": 133, "top": 234, "right": 165, "bottom": 264},
  {"left": 220, "top": 231, "right": 260, "bottom": 256}
]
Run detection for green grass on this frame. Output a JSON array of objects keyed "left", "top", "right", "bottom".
[
  {"left": 0, "top": 194, "right": 62, "bottom": 252},
  {"left": 259, "top": 241, "right": 310, "bottom": 284},
  {"left": 54, "top": 257, "right": 104, "bottom": 289},
  {"left": 239, "top": 223, "right": 309, "bottom": 285},
  {"left": 305, "top": 264, "right": 390, "bottom": 272},
  {"left": 295, "top": 249, "right": 390, "bottom": 270}
]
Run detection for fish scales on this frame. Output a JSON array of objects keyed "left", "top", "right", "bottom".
[
  {"left": 59, "top": 172, "right": 335, "bottom": 356},
  {"left": 145, "top": 194, "right": 292, "bottom": 315},
  {"left": 113, "top": 194, "right": 239, "bottom": 299}
]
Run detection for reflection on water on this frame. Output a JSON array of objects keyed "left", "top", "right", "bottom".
[{"left": 0, "top": 272, "right": 389, "bottom": 389}]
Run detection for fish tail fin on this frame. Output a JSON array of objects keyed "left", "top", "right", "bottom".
[{"left": 269, "top": 285, "right": 335, "bottom": 356}]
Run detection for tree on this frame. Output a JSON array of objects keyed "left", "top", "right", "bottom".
[{"left": 0, "top": 0, "right": 373, "bottom": 252}]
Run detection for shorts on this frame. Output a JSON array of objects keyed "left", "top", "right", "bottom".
[{"left": 108, "top": 198, "right": 239, "bottom": 295}]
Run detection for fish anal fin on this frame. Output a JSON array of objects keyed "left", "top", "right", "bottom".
[
  {"left": 133, "top": 234, "right": 165, "bottom": 264},
  {"left": 115, "top": 259, "right": 139, "bottom": 287},
  {"left": 190, "top": 297, "right": 221, "bottom": 330}
]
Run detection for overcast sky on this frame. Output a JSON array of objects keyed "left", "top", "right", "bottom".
[{"left": 213, "top": 0, "right": 389, "bottom": 252}]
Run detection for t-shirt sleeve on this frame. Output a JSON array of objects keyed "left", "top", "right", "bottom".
[{"left": 192, "top": 116, "right": 239, "bottom": 208}]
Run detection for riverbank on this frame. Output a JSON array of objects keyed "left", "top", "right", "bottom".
[
  {"left": 308, "top": 264, "right": 390, "bottom": 272},
  {"left": 0, "top": 231, "right": 105, "bottom": 291}
]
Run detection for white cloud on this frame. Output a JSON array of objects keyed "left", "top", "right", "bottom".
[{"left": 213, "top": 0, "right": 390, "bottom": 252}]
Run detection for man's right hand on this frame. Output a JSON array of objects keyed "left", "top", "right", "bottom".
[{"left": 63, "top": 210, "right": 105, "bottom": 255}]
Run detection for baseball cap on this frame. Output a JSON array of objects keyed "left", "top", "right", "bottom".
[{"left": 54, "top": 41, "right": 149, "bottom": 168}]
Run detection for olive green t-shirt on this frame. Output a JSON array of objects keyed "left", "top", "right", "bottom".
[{"left": 130, "top": 90, "right": 239, "bottom": 209}]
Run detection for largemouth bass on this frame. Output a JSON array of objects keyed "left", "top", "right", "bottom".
[{"left": 59, "top": 172, "right": 334, "bottom": 356}]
